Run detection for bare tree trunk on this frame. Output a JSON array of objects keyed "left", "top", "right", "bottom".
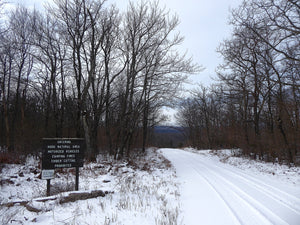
[{"left": 82, "top": 114, "right": 94, "bottom": 161}]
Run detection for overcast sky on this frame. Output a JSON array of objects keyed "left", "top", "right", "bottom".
[
  {"left": 5, "top": 0, "right": 243, "bottom": 124},
  {"left": 111, "top": 0, "right": 243, "bottom": 88},
  {"left": 8, "top": 0, "right": 243, "bottom": 88},
  {"left": 160, "top": 0, "right": 242, "bottom": 87}
]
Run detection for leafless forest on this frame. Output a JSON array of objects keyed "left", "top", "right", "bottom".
[
  {"left": 0, "top": 0, "right": 197, "bottom": 161},
  {"left": 0, "top": 0, "right": 299, "bottom": 164},
  {"left": 177, "top": 0, "right": 300, "bottom": 164}
]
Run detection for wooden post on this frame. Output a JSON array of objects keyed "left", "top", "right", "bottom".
[
  {"left": 47, "top": 179, "right": 51, "bottom": 196},
  {"left": 75, "top": 167, "right": 79, "bottom": 191}
]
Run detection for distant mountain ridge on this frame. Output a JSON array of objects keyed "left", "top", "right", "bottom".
[
  {"left": 152, "top": 126, "right": 186, "bottom": 148},
  {"left": 154, "top": 126, "right": 184, "bottom": 134}
]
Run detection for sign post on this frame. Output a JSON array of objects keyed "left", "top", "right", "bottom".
[
  {"left": 75, "top": 167, "right": 79, "bottom": 191},
  {"left": 42, "top": 138, "right": 85, "bottom": 196},
  {"left": 47, "top": 179, "right": 51, "bottom": 196}
]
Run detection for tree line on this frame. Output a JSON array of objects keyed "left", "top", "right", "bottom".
[
  {"left": 0, "top": 0, "right": 197, "bottom": 160},
  {"left": 178, "top": 0, "right": 299, "bottom": 164}
]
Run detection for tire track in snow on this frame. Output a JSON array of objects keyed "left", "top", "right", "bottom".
[
  {"left": 162, "top": 149, "right": 300, "bottom": 225},
  {"left": 183, "top": 156, "right": 277, "bottom": 225},
  {"left": 162, "top": 150, "right": 242, "bottom": 225},
  {"left": 185, "top": 152, "right": 299, "bottom": 225},
  {"left": 191, "top": 158, "right": 290, "bottom": 225},
  {"left": 188, "top": 163, "right": 243, "bottom": 225},
  {"left": 204, "top": 160, "right": 300, "bottom": 215}
]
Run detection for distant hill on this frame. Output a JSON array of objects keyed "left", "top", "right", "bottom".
[
  {"left": 151, "top": 126, "right": 186, "bottom": 148},
  {"left": 154, "top": 126, "right": 185, "bottom": 134}
]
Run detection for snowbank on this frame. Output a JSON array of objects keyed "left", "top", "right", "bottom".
[{"left": 0, "top": 149, "right": 180, "bottom": 224}]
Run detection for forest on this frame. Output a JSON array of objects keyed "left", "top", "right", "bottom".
[
  {"left": 0, "top": 0, "right": 299, "bottom": 164},
  {"left": 0, "top": 0, "right": 197, "bottom": 161},
  {"left": 177, "top": 0, "right": 300, "bottom": 164}
]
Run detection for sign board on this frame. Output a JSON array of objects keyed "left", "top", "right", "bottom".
[
  {"left": 41, "top": 169, "right": 55, "bottom": 180},
  {"left": 42, "top": 138, "right": 85, "bottom": 170}
]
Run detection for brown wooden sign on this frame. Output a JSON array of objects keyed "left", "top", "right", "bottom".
[{"left": 42, "top": 138, "right": 85, "bottom": 170}]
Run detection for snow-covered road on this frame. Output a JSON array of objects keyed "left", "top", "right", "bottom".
[{"left": 160, "top": 148, "right": 300, "bottom": 225}]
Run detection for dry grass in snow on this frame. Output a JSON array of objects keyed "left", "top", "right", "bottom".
[{"left": 0, "top": 148, "right": 181, "bottom": 225}]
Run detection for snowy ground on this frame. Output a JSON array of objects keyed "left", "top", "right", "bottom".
[
  {"left": 160, "top": 148, "right": 300, "bottom": 225},
  {"left": 1, "top": 148, "right": 300, "bottom": 225},
  {"left": 0, "top": 148, "right": 180, "bottom": 224}
]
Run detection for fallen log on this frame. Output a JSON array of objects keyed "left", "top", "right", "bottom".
[
  {"left": 1, "top": 189, "right": 110, "bottom": 212},
  {"left": 59, "top": 190, "right": 106, "bottom": 204}
]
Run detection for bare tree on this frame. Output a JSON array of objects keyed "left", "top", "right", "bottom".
[
  {"left": 7, "top": 6, "right": 34, "bottom": 152},
  {"left": 216, "top": 0, "right": 299, "bottom": 163},
  {"left": 177, "top": 0, "right": 299, "bottom": 164},
  {"left": 114, "top": 0, "right": 199, "bottom": 158},
  {"left": 0, "top": 31, "right": 14, "bottom": 150},
  {"left": 50, "top": 0, "right": 107, "bottom": 161},
  {"left": 0, "top": 0, "right": 199, "bottom": 160},
  {"left": 29, "top": 10, "right": 66, "bottom": 137}
]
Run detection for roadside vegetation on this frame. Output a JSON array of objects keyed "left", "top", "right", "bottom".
[
  {"left": 0, "top": 0, "right": 198, "bottom": 162},
  {"left": 0, "top": 148, "right": 181, "bottom": 225},
  {"left": 177, "top": 0, "right": 300, "bottom": 165}
]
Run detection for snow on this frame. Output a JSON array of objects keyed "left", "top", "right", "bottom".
[
  {"left": 0, "top": 148, "right": 180, "bottom": 224},
  {"left": 1, "top": 147, "right": 300, "bottom": 224},
  {"left": 160, "top": 148, "right": 300, "bottom": 225}
]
